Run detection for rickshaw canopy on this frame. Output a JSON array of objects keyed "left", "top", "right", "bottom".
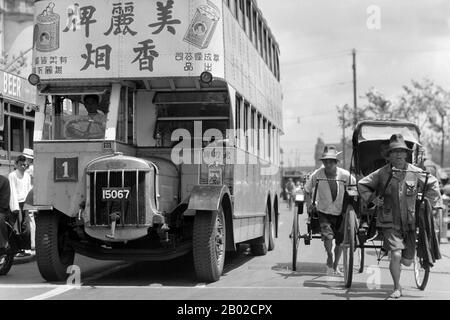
[{"left": 352, "top": 120, "right": 421, "bottom": 146}]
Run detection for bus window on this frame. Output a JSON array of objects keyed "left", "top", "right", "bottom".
[{"left": 42, "top": 90, "right": 110, "bottom": 140}]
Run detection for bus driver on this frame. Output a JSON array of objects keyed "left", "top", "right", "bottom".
[{"left": 64, "top": 94, "right": 107, "bottom": 139}]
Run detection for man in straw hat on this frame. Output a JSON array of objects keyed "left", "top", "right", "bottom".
[
  {"left": 304, "top": 145, "right": 355, "bottom": 276},
  {"left": 358, "top": 134, "right": 443, "bottom": 299},
  {"left": 22, "top": 148, "right": 34, "bottom": 182}
]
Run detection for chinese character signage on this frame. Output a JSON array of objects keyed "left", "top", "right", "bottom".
[{"left": 32, "top": 0, "right": 224, "bottom": 79}]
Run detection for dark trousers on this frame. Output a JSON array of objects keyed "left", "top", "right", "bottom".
[
  {"left": 0, "top": 211, "right": 8, "bottom": 248},
  {"left": 9, "top": 202, "right": 31, "bottom": 249}
]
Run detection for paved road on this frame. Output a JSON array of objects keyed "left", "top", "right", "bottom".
[{"left": 1, "top": 201, "right": 450, "bottom": 300}]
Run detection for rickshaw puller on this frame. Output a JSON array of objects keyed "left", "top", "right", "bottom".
[
  {"left": 358, "top": 134, "right": 443, "bottom": 299},
  {"left": 304, "top": 145, "right": 355, "bottom": 276}
]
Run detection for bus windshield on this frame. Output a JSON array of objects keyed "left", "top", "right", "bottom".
[{"left": 42, "top": 91, "right": 110, "bottom": 141}]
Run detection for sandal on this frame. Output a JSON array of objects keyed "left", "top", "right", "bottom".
[
  {"left": 389, "top": 289, "right": 402, "bottom": 299},
  {"left": 333, "top": 268, "right": 344, "bottom": 276}
]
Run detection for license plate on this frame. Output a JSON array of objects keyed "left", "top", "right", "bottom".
[
  {"left": 295, "top": 194, "right": 305, "bottom": 201},
  {"left": 102, "top": 188, "right": 131, "bottom": 201}
]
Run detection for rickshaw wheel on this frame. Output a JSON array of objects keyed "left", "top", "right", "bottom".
[
  {"left": 292, "top": 211, "right": 300, "bottom": 271},
  {"left": 414, "top": 201, "right": 430, "bottom": 290},
  {"left": 413, "top": 252, "right": 429, "bottom": 290},
  {"left": 342, "top": 205, "right": 356, "bottom": 288}
]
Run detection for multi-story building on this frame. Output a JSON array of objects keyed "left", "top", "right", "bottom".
[{"left": 0, "top": 0, "right": 36, "bottom": 175}]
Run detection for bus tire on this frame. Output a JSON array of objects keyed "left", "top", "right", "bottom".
[
  {"left": 36, "top": 211, "right": 75, "bottom": 282},
  {"left": 268, "top": 214, "right": 275, "bottom": 251},
  {"left": 251, "top": 207, "right": 270, "bottom": 256},
  {"left": 193, "top": 207, "right": 226, "bottom": 283}
]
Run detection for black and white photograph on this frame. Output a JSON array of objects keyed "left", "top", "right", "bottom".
[{"left": 0, "top": 0, "right": 449, "bottom": 307}]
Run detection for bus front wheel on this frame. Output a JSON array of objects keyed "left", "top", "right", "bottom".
[
  {"left": 36, "top": 211, "right": 75, "bottom": 282},
  {"left": 193, "top": 207, "right": 226, "bottom": 283}
]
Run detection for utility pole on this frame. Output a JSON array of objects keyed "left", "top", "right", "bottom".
[
  {"left": 441, "top": 113, "right": 445, "bottom": 167},
  {"left": 342, "top": 115, "right": 346, "bottom": 169},
  {"left": 352, "top": 48, "right": 357, "bottom": 129}
]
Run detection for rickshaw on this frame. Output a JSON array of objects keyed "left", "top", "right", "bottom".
[
  {"left": 291, "top": 119, "right": 440, "bottom": 289},
  {"left": 349, "top": 119, "right": 440, "bottom": 289}
]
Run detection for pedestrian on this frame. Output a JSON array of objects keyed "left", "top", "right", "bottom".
[
  {"left": 358, "top": 134, "right": 443, "bottom": 299},
  {"left": 8, "top": 155, "right": 33, "bottom": 256},
  {"left": 304, "top": 145, "right": 355, "bottom": 276},
  {"left": 0, "top": 174, "right": 11, "bottom": 252},
  {"left": 22, "top": 148, "right": 34, "bottom": 183},
  {"left": 294, "top": 180, "right": 303, "bottom": 194},
  {"left": 285, "top": 178, "right": 295, "bottom": 209}
]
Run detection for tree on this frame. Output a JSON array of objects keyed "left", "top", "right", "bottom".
[
  {"left": 336, "top": 78, "right": 450, "bottom": 166},
  {"left": 0, "top": 49, "right": 30, "bottom": 76},
  {"left": 398, "top": 79, "right": 450, "bottom": 166},
  {"left": 337, "top": 88, "right": 395, "bottom": 130}
]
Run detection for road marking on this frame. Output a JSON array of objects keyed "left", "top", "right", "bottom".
[
  {"left": 23, "top": 262, "right": 132, "bottom": 300},
  {"left": 26, "top": 285, "right": 76, "bottom": 300},
  {"left": 0, "top": 284, "right": 61, "bottom": 289}
]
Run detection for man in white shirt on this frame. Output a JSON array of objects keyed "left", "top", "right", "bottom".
[
  {"left": 22, "top": 148, "right": 34, "bottom": 184},
  {"left": 304, "top": 145, "right": 355, "bottom": 276},
  {"left": 9, "top": 155, "right": 33, "bottom": 256}
]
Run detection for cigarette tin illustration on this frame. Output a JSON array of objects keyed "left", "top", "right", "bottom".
[
  {"left": 34, "top": 2, "right": 60, "bottom": 52},
  {"left": 183, "top": 0, "right": 220, "bottom": 49}
]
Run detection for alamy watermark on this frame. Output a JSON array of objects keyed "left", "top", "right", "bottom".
[
  {"left": 169, "top": 121, "right": 280, "bottom": 176},
  {"left": 66, "top": 265, "right": 82, "bottom": 288},
  {"left": 367, "top": 5, "right": 381, "bottom": 30}
]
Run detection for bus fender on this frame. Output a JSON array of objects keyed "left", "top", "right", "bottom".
[{"left": 184, "top": 185, "right": 231, "bottom": 216}]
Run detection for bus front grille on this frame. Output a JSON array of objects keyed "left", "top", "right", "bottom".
[{"left": 89, "top": 170, "right": 146, "bottom": 227}]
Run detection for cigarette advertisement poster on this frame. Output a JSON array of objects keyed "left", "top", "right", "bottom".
[{"left": 33, "top": 0, "right": 224, "bottom": 79}]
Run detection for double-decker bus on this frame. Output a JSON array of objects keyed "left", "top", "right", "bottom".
[{"left": 29, "top": 0, "right": 282, "bottom": 282}]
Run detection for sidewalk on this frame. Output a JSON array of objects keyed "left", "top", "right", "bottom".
[{"left": 432, "top": 242, "right": 450, "bottom": 274}]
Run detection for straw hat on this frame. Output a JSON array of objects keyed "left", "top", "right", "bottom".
[
  {"left": 320, "top": 145, "right": 341, "bottom": 160},
  {"left": 388, "top": 134, "right": 412, "bottom": 153},
  {"left": 22, "top": 148, "right": 34, "bottom": 159}
]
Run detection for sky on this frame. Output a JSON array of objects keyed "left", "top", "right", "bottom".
[{"left": 257, "top": 0, "right": 450, "bottom": 167}]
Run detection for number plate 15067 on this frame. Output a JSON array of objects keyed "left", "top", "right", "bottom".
[{"left": 102, "top": 188, "right": 131, "bottom": 201}]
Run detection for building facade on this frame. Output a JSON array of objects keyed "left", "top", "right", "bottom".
[{"left": 0, "top": 0, "right": 35, "bottom": 175}]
